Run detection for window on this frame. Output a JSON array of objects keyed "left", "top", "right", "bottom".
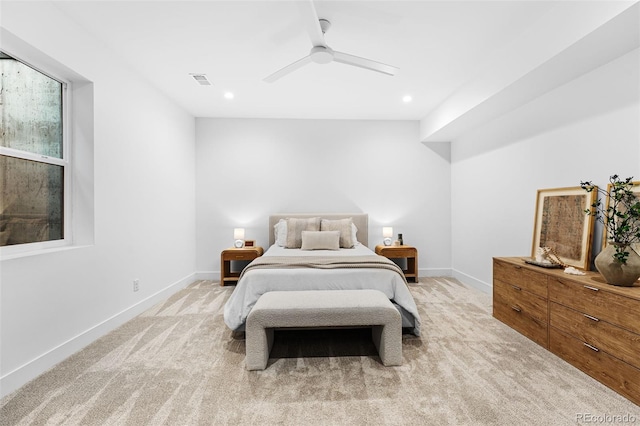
[{"left": 0, "top": 51, "right": 67, "bottom": 247}]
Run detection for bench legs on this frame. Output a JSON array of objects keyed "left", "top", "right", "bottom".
[
  {"left": 372, "top": 322, "right": 402, "bottom": 366},
  {"left": 246, "top": 326, "right": 274, "bottom": 371}
]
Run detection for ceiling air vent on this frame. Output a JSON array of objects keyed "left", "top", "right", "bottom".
[{"left": 190, "top": 74, "right": 212, "bottom": 86}]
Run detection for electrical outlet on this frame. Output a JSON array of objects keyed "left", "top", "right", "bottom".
[{"left": 133, "top": 279, "right": 139, "bottom": 292}]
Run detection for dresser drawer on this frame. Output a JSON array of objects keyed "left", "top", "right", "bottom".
[
  {"left": 494, "top": 284, "right": 548, "bottom": 347},
  {"left": 550, "top": 328, "right": 640, "bottom": 406},
  {"left": 549, "top": 277, "right": 640, "bottom": 335},
  {"left": 550, "top": 302, "right": 640, "bottom": 369},
  {"left": 493, "top": 259, "right": 547, "bottom": 298},
  {"left": 494, "top": 279, "right": 547, "bottom": 323}
]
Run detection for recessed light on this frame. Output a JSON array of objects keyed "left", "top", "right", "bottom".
[
  {"left": 402, "top": 95, "right": 412, "bottom": 103},
  {"left": 224, "top": 92, "right": 234, "bottom": 100}
]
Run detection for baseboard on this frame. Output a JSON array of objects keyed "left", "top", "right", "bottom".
[
  {"left": 418, "top": 268, "right": 452, "bottom": 278},
  {"left": 0, "top": 272, "right": 195, "bottom": 399},
  {"left": 194, "top": 270, "right": 218, "bottom": 281},
  {"left": 451, "top": 269, "right": 492, "bottom": 294}
]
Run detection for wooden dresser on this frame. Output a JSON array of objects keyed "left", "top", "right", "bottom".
[{"left": 493, "top": 257, "right": 640, "bottom": 406}]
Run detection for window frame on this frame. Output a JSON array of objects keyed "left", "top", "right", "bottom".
[{"left": 0, "top": 50, "right": 72, "bottom": 256}]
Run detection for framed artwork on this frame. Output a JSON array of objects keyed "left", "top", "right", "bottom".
[
  {"left": 601, "top": 180, "right": 640, "bottom": 251},
  {"left": 532, "top": 186, "right": 597, "bottom": 270}
]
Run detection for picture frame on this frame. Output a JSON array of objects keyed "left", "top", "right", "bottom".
[
  {"left": 532, "top": 186, "right": 597, "bottom": 271},
  {"left": 601, "top": 180, "right": 640, "bottom": 251}
]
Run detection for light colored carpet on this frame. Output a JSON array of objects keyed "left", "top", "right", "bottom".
[{"left": 1, "top": 277, "right": 638, "bottom": 425}]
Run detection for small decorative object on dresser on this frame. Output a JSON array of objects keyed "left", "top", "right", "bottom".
[
  {"left": 493, "top": 257, "right": 640, "bottom": 406},
  {"left": 581, "top": 175, "right": 640, "bottom": 286}
]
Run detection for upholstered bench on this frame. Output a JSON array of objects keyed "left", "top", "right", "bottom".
[{"left": 245, "top": 289, "right": 402, "bottom": 370}]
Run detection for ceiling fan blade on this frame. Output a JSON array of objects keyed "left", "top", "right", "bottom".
[
  {"left": 263, "top": 55, "right": 314, "bottom": 83},
  {"left": 297, "top": 0, "right": 326, "bottom": 47},
  {"left": 333, "top": 51, "right": 399, "bottom": 76}
]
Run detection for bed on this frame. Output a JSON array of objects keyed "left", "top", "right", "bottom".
[{"left": 223, "top": 213, "right": 422, "bottom": 336}]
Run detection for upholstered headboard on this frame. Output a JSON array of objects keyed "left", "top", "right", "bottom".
[{"left": 269, "top": 213, "right": 369, "bottom": 247}]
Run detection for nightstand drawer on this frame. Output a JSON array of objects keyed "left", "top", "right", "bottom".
[
  {"left": 550, "top": 327, "right": 640, "bottom": 406},
  {"left": 493, "top": 259, "right": 547, "bottom": 298},
  {"left": 549, "top": 277, "right": 640, "bottom": 335},
  {"left": 376, "top": 247, "right": 416, "bottom": 258},
  {"left": 550, "top": 302, "right": 640, "bottom": 369},
  {"left": 494, "top": 284, "right": 547, "bottom": 347},
  {"left": 226, "top": 252, "right": 255, "bottom": 261}
]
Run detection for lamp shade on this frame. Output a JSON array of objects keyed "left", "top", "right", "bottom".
[
  {"left": 382, "top": 227, "right": 393, "bottom": 238},
  {"left": 233, "top": 228, "right": 245, "bottom": 240}
]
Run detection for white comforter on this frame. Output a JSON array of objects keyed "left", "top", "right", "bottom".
[{"left": 223, "top": 243, "right": 422, "bottom": 335}]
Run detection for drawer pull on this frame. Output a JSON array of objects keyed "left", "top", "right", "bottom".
[
  {"left": 583, "top": 314, "right": 600, "bottom": 322},
  {"left": 583, "top": 285, "right": 599, "bottom": 292},
  {"left": 511, "top": 305, "right": 522, "bottom": 313},
  {"left": 583, "top": 343, "right": 600, "bottom": 352},
  {"left": 511, "top": 285, "right": 522, "bottom": 291}
]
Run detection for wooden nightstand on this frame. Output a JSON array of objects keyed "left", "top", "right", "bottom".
[
  {"left": 375, "top": 245, "right": 418, "bottom": 282},
  {"left": 220, "top": 246, "right": 263, "bottom": 286}
]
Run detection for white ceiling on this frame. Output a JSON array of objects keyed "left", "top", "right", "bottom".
[{"left": 51, "top": 1, "right": 637, "bottom": 122}]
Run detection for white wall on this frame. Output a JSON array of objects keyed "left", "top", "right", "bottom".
[
  {"left": 0, "top": 3, "right": 196, "bottom": 396},
  {"left": 450, "top": 48, "right": 640, "bottom": 291},
  {"left": 195, "top": 118, "right": 451, "bottom": 277}
]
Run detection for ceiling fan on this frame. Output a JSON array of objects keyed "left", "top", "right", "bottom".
[{"left": 263, "top": 0, "right": 399, "bottom": 83}]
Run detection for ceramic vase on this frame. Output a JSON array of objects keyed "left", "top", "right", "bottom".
[{"left": 594, "top": 243, "right": 640, "bottom": 286}]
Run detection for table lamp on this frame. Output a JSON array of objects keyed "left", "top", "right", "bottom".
[
  {"left": 234, "top": 228, "right": 245, "bottom": 248},
  {"left": 382, "top": 227, "right": 393, "bottom": 246}
]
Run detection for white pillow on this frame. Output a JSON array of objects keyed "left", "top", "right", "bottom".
[
  {"left": 274, "top": 219, "right": 287, "bottom": 247},
  {"left": 301, "top": 231, "right": 340, "bottom": 250}
]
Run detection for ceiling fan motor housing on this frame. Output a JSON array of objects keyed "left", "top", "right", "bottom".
[{"left": 310, "top": 45, "right": 334, "bottom": 64}]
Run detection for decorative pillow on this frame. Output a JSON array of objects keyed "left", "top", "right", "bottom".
[
  {"left": 274, "top": 219, "right": 287, "bottom": 246},
  {"left": 320, "top": 218, "right": 355, "bottom": 248},
  {"left": 285, "top": 217, "right": 321, "bottom": 248},
  {"left": 301, "top": 230, "right": 340, "bottom": 250}
]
